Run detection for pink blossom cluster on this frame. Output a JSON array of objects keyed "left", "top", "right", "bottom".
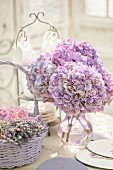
[{"left": 0, "top": 107, "right": 33, "bottom": 121}]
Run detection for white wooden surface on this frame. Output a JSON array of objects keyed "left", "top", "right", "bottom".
[{"left": 0, "top": 0, "right": 18, "bottom": 106}]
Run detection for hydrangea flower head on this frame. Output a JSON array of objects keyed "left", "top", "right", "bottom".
[
  {"left": 51, "top": 39, "right": 98, "bottom": 67},
  {"left": 49, "top": 62, "right": 107, "bottom": 116},
  {"left": 27, "top": 53, "right": 56, "bottom": 102}
]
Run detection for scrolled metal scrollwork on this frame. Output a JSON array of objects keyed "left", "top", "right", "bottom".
[{"left": 0, "top": 39, "right": 14, "bottom": 55}]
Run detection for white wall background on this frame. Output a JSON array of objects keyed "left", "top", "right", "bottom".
[{"left": 0, "top": 0, "right": 113, "bottom": 114}]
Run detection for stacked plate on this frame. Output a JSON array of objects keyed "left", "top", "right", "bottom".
[
  {"left": 20, "top": 101, "right": 57, "bottom": 123},
  {"left": 76, "top": 139, "right": 113, "bottom": 169},
  {"left": 76, "top": 112, "right": 113, "bottom": 169}
]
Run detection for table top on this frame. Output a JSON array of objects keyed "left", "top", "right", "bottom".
[{"left": 0, "top": 126, "right": 108, "bottom": 170}]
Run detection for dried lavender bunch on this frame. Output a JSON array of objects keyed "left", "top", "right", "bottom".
[{"left": 2, "top": 118, "right": 48, "bottom": 146}]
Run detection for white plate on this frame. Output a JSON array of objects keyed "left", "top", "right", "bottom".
[
  {"left": 87, "top": 139, "right": 113, "bottom": 158},
  {"left": 76, "top": 149, "right": 113, "bottom": 169},
  {"left": 86, "top": 112, "right": 113, "bottom": 140}
]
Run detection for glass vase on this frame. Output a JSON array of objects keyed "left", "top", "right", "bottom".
[{"left": 57, "top": 114, "right": 93, "bottom": 152}]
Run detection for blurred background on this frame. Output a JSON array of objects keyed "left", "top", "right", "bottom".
[{"left": 0, "top": 0, "right": 113, "bottom": 115}]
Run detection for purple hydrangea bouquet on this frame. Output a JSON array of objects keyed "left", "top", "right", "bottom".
[{"left": 27, "top": 39, "right": 113, "bottom": 149}]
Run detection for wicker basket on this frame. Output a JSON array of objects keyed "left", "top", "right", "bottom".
[
  {"left": 0, "top": 133, "right": 46, "bottom": 169},
  {"left": 0, "top": 60, "right": 48, "bottom": 168}
]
